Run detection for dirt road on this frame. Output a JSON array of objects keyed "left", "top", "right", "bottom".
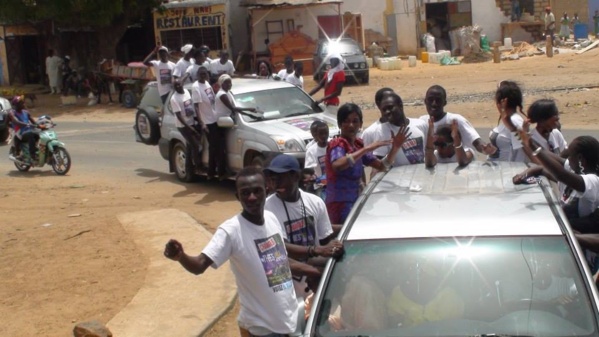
[{"left": 2, "top": 48, "right": 599, "bottom": 336}]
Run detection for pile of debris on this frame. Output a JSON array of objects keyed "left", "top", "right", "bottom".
[
  {"left": 461, "top": 51, "right": 493, "bottom": 63},
  {"left": 502, "top": 41, "right": 545, "bottom": 60}
]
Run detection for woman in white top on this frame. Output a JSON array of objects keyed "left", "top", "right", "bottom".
[
  {"left": 514, "top": 135, "right": 599, "bottom": 233},
  {"left": 488, "top": 80, "right": 527, "bottom": 162},
  {"left": 527, "top": 99, "right": 567, "bottom": 156},
  {"left": 213, "top": 75, "right": 258, "bottom": 179}
]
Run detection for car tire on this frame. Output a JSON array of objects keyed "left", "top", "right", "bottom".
[
  {"left": 135, "top": 109, "right": 160, "bottom": 145},
  {"left": 171, "top": 142, "right": 197, "bottom": 183},
  {"left": 250, "top": 154, "right": 266, "bottom": 168},
  {"left": 121, "top": 90, "right": 137, "bottom": 108}
]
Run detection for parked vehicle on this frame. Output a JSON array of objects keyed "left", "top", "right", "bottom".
[
  {"left": 134, "top": 79, "right": 339, "bottom": 182},
  {"left": 304, "top": 162, "right": 599, "bottom": 337},
  {"left": 313, "top": 37, "right": 369, "bottom": 84},
  {"left": 0, "top": 96, "right": 11, "bottom": 143},
  {"left": 8, "top": 116, "right": 71, "bottom": 175}
]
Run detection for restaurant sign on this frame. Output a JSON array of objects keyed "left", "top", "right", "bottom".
[{"left": 154, "top": 5, "right": 226, "bottom": 31}]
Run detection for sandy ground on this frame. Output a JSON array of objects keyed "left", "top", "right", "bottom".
[{"left": 2, "top": 47, "right": 599, "bottom": 337}]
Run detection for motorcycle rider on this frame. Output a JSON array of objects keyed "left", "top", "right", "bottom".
[{"left": 8, "top": 96, "right": 38, "bottom": 162}]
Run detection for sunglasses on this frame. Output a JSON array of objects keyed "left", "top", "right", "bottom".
[{"left": 433, "top": 141, "right": 453, "bottom": 149}]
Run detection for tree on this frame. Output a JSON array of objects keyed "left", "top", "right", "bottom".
[{"left": 0, "top": 0, "right": 163, "bottom": 62}]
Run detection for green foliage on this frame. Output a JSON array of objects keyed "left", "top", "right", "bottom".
[{"left": 0, "top": 0, "right": 162, "bottom": 28}]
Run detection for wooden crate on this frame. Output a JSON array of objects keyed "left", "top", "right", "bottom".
[{"left": 269, "top": 30, "right": 317, "bottom": 75}]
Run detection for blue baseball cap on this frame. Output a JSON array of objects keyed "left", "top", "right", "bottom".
[{"left": 264, "top": 154, "right": 300, "bottom": 173}]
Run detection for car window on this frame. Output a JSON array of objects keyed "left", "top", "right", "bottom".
[
  {"left": 312, "top": 236, "right": 596, "bottom": 337},
  {"left": 233, "top": 87, "right": 322, "bottom": 122},
  {"left": 322, "top": 41, "right": 362, "bottom": 56}
]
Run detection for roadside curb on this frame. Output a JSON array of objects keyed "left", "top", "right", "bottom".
[{"left": 108, "top": 208, "right": 237, "bottom": 337}]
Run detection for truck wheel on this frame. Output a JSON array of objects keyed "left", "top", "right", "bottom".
[
  {"left": 172, "top": 142, "right": 197, "bottom": 183},
  {"left": 121, "top": 90, "right": 137, "bottom": 108},
  {"left": 135, "top": 109, "right": 160, "bottom": 145},
  {"left": 250, "top": 154, "right": 265, "bottom": 168}
]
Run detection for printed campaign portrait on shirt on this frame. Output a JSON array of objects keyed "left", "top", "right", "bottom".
[
  {"left": 255, "top": 233, "right": 293, "bottom": 292},
  {"left": 160, "top": 68, "right": 172, "bottom": 84}
]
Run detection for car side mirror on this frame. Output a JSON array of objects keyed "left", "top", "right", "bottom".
[{"left": 217, "top": 116, "right": 235, "bottom": 128}]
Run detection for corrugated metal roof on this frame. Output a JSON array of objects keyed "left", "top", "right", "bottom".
[{"left": 240, "top": 0, "right": 342, "bottom": 7}]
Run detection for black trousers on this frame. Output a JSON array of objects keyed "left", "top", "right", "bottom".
[
  {"left": 209, "top": 123, "right": 228, "bottom": 176},
  {"left": 20, "top": 132, "right": 38, "bottom": 158},
  {"left": 178, "top": 126, "right": 202, "bottom": 167}
]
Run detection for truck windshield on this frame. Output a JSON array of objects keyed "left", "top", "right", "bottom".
[{"left": 233, "top": 87, "right": 322, "bottom": 122}]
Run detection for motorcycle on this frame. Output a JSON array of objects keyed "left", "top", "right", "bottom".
[{"left": 8, "top": 117, "right": 71, "bottom": 175}]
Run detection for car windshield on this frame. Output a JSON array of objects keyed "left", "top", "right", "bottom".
[
  {"left": 312, "top": 236, "right": 597, "bottom": 337},
  {"left": 233, "top": 87, "right": 322, "bottom": 122},
  {"left": 322, "top": 41, "right": 362, "bottom": 56}
]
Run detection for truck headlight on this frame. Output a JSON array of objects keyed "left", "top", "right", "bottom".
[
  {"left": 360, "top": 62, "right": 366, "bottom": 69},
  {"left": 270, "top": 136, "right": 303, "bottom": 152}
]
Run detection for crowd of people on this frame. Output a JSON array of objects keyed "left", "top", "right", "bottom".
[{"left": 160, "top": 68, "right": 599, "bottom": 336}]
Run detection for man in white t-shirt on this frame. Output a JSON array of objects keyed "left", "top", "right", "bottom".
[
  {"left": 276, "top": 55, "right": 294, "bottom": 82},
  {"left": 165, "top": 167, "right": 322, "bottom": 336},
  {"left": 171, "top": 80, "right": 202, "bottom": 168},
  {"left": 143, "top": 45, "right": 175, "bottom": 104},
  {"left": 184, "top": 49, "right": 211, "bottom": 83},
  {"left": 209, "top": 50, "right": 235, "bottom": 83},
  {"left": 362, "top": 87, "right": 395, "bottom": 157},
  {"left": 173, "top": 43, "right": 194, "bottom": 82},
  {"left": 191, "top": 66, "right": 218, "bottom": 179},
  {"left": 264, "top": 155, "right": 343, "bottom": 301},
  {"left": 420, "top": 85, "right": 496, "bottom": 156},
  {"left": 285, "top": 61, "right": 304, "bottom": 89},
  {"left": 364, "top": 93, "right": 428, "bottom": 167}
]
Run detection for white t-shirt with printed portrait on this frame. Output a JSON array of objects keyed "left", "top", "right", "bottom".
[
  {"left": 191, "top": 81, "right": 217, "bottom": 125},
  {"left": 364, "top": 118, "right": 428, "bottom": 166},
  {"left": 170, "top": 90, "right": 196, "bottom": 128},
  {"left": 149, "top": 60, "right": 176, "bottom": 96},
  {"left": 488, "top": 114, "right": 526, "bottom": 162},
  {"left": 265, "top": 190, "right": 333, "bottom": 299},
  {"left": 202, "top": 212, "right": 298, "bottom": 335},
  {"left": 305, "top": 142, "right": 327, "bottom": 177},
  {"left": 419, "top": 112, "right": 481, "bottom": 151}
]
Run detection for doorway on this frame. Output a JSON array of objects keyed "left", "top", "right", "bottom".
[
  {"left": 425, "top": 3, "right": 451, "bottom": 52},
  {"left": 5, "top": 35, "right": 42, "bottom": 85}
]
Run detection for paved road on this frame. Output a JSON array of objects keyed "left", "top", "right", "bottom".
[
  {"left": 1, "top": 122, "right": 597, "bottom": 179},
  {"left": 0, "top": 121, "right": 168, "bottom": 180}
]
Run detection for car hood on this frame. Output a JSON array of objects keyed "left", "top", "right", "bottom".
[{"left": 250, "top": 113, "right": 339, "bottom": 143}]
